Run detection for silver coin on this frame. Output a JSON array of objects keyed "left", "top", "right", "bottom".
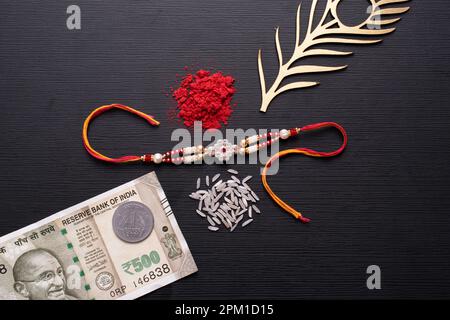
[{"left": 112, "top": 201, "right": 154, "bottom": 243}]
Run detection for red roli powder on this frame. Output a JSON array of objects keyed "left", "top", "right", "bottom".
[{"left": 172, "top": 69, "right": 236, "bottom": 129}]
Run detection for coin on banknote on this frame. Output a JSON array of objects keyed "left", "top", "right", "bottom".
[{"left": 112, "top": 201, "right": 154, "bottom": 243}]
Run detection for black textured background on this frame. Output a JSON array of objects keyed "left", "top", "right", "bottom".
[{"left": 1, "top": 0, "right": 449, "bottom": 299}]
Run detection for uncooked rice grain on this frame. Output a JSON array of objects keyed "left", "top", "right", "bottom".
[
  {"left": 196, "top": 209, "right": 206, "bottom": 218},
  {"left": 190, "top": 170, "right": 262, "bottom": 232},
  {"left": 207, "top": 216, "right": 216, "bottom": 226}
]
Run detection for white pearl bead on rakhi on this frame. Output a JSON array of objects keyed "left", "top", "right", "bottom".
[
  {"left": 196, "top": 145, "right": 204, "bottom": 153},
  {"left": 183, "top": 156, "right": 193, "bottom": 164},
  {"left": 145, "top": 128, "right": 298, "bottom": 164},
  {"left": 247, "top": 135, "right": 259, "bottom": 145},
  {"left": 152, "top": 153, "right": 163, "bottom": 164},
  {"left": 183, "top": 146, "right": 196, "bottom": 155},
  {"left": 205, "top": 147, "right": 214, "bottom": 156},
  {"left": 280, "top": 129, "right": 290, "bottom": 140},
  {"left": 247, "top": 145, "right": 259, "bottom": 154},
  {"left": 171, "top": 157, "right": 182, "bottom": 165}
]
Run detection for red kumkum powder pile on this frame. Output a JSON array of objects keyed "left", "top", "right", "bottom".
[{"left": 172, "top": 69, "right": 236, "bottom": 129}]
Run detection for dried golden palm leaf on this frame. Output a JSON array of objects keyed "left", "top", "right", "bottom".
[{"left": 258, "top": 0, "right": 410, "bottom": 112}]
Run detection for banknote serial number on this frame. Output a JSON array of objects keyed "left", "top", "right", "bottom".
[
  {"left": 132, "top": 264, "right": 171, "bottom": 287},
  {"left": 122, "top": 250, "right": 160, "bottom": 275}
]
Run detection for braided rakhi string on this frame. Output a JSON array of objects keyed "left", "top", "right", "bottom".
[
  {"left": 261, "top": 122, "right": 348, "bottom": 223},
  {"left": 82, "top": 104, "right": 160, "bottom": 164}
]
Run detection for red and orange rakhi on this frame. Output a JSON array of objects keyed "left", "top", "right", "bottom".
[{"left": 82, "top": 104, "right": 348, "bottom": 224}]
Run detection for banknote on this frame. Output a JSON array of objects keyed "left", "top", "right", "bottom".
[{"left": 0, "top": 172, "right": 197, "bottom": 300}]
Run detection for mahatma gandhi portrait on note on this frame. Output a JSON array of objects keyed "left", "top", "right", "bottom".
[{"left": 12, "top": 248, "right": 78, "bottom": 300}]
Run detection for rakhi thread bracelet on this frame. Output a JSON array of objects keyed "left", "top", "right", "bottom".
[{"left": 82, "top": 104, "right": 348, "bottom": 223}]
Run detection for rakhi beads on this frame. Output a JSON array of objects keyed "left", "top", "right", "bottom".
[{"left": 143, "top": 128, "right": 298, "bottom": 164}]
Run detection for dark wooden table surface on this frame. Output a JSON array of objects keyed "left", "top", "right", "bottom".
[{"left": 1, "top": 0, "right": 449, "bottom": 299}]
